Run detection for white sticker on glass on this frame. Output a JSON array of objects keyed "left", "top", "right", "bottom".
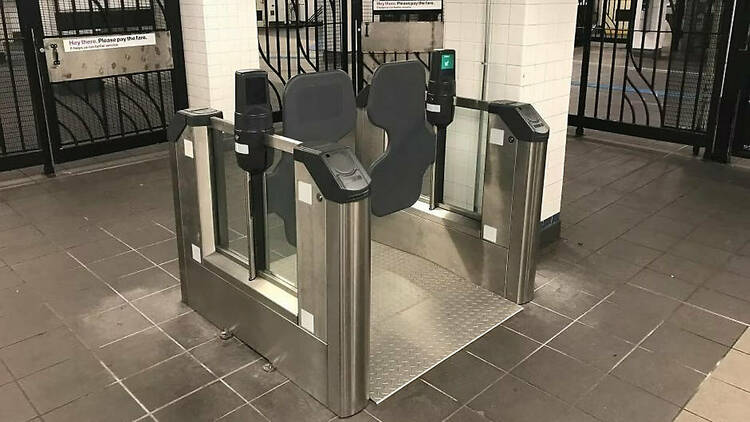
[{"left": 426, "top": 103, "right": 441, "bottom": 112}]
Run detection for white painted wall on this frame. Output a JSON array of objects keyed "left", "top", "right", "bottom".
[
  {"left": 443, "top": 0, "right": 578, "bottom": 221},
  {"left": 180, "top": 0, "right": 260, "bottom": 119}
]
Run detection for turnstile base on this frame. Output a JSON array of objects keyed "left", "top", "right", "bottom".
[{"left": 370, "top": 243, "right": 522, "bottom": 403}]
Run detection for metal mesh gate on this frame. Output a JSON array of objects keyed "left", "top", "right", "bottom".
[
  {"left": 570, "top": 0, "right": 735, "bottom": 146},
  {"left": 0, "top": 0, "right": 44, "bottom": 170},
  {"left": 37, "top": 0, "right": 178, "bottom": 162}
]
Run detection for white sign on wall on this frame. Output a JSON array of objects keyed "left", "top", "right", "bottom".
[
  {"left": 62, "top": 33, "right": 157, "bottom": 52},
  {"left": 373, "top": 0, "right": 442, "bottom": 12}
]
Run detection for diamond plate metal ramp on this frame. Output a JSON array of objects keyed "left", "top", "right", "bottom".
[{"left": 369, "top": 242, "right": 522, "bottom": 403}]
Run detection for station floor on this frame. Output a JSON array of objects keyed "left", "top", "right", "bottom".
[{"left": 1, "top": 134, "right": 750, "bottom": 422}]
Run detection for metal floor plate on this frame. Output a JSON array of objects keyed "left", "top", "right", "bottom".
[{"left": 369, "top": 242, "right": 522, "bottom": 403}]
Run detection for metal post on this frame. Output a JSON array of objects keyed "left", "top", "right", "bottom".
[{"left": 575, "top": 0, "right": 594, "bottom": 136}]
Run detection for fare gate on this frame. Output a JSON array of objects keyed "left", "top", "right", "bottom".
[
  {"left": 570, "top": 0, "right": 738, "bottom": 151},
  {"left": 0, "top": 0, "right": 187, "bottom": 173}
]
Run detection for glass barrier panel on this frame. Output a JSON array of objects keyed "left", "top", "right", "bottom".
[
  {"left": 212, "top": 130, "right": 251, "bottom": 262},
  {"left": 263, "top": 149, "right": 298, "bottom": 288},
  {"left": 442, "top": 107, "right": 488, "bottom": 213}
]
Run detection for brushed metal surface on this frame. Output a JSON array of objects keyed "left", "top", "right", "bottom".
[
  {"left": 295, "top": 163, "right": 329, "bottom": 341},
  {"left": 505, "top": 141, "right": 547, "bottom": 304},
  {"left": 44, "top": 31, "right": 174, "bottom": 82},
  {"left": 362, "top": 22, "right": 444, "bottom": 52},
  {"left": 372, "top": 207, "right": 509, "bottom": 295},
  {"left": 327, "top": 200, "right": 371, "bottom": 416},
  {"left": 369, "top": 242, "right": 521, "bottom": 403}
]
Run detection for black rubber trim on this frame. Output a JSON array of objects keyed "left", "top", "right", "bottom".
[
  {"left": 488, "top": 101, "right": 549, "bottom": 143},
  {"left": 167, "top": 108, "right": 223, "bottom": 143}
]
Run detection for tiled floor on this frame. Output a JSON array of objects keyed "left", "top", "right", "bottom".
[{"left": 1, "top": 136, "right": 749, "bottom": 422}]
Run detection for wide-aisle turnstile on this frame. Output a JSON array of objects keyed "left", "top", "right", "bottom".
[{"left": 167, "top": 57, "right": 549, "bottom": 416}]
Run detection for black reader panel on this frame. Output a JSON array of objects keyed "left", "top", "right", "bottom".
[
  {"left": 293, "top": 143, "right": 371, "bottom": 204},
  {"left": 489, "top": 101, "right": 550, "bottom": 142}
]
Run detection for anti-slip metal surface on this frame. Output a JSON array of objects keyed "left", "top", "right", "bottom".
[{"left": 369, "top": 242, "right": 522, "bottom": 403}]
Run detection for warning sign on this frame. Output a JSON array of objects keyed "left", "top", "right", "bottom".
[
  {"left": 62, "top": 33, "right": 157, "bottom": 52},
  {"left": 373, "top": 0, "right": 441, "bottom": 12}
]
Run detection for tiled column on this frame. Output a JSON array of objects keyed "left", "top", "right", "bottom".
[
  {"left": 180, "top": 0, "right": 260, "bottom": 118},
  {"left": 444, "top": 0, "right": 578, "bottom": 225}
]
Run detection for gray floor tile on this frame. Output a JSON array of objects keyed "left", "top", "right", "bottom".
[
  {"left": 0, "top": 267, "right": 23, "bottom": 290},
  {"left": 642, "top": 325, "right": 730, "bottom": 373},
  {"left": 726, "top": 254, "right": 750, "bottom": 276},
  {"left": 216, "top": 404, "right": 267, "bottom": 422},
  {"left": 511, "top": 346, "right": 603, "bottom": 403},
  {"left": 686, "top": 225, "right": 750, "bottom": 253},
  {"left": 0, "top": 303, "right": 64, "bottom": 349},
  {"left": 666, "top": 305, "right": 746, "bottom": 347},
  {"left": 688, "top": 288, "right": 750, "bottom": 324},
  {"left": 444, "top": 406, "right": 494, "bottom": 422},
  {"left": 159, "top": 311, "right": 218, "bottom": 349},
  {"left": 10, "top": 252, "right": 80, "bottom": 283},
  {"left": 0, "top": 363, "right": 12, "bottom": 386},
  {"left": 577, "top": 375, "right": 680, "bottom": 422},
  {"left": 111, "top": 224, "right": 174, "bottom": 249},
  {"left": 468, "top": 375, "right": 570, "bottom": 422},
  {"left": 621, "top": 226, "right": 681, "bottom": 252},
  {"left": 70, "top": 304, "right": 151, "bottom": 348},
  {"left": 367, "top": 380, "right": 459, "bottom": 422},
  {"left": 613, "top": 348, "right": 705, "bottom": 406},
  {"left": 88, "top": 251, "right": 152, "bottom": 281},
  {"left": 41, "top": 384, "right": 145, "bottom": 422},
  {"left": 108, "top": 267, "right": 177, "bottom": 300},
  {"left": 548, "top": 322, "right": 633, "bottom": 371},
  {"left": 161, "top": 259, "right": 181, "bottom": 279},
  {"left": 98, "top": 327, "right": 182, "bottom": 379},
  {"left": 138, "top": 238, "right": 178, "bottom": 264},
  {"left": 466, "top": 326, "right": 541, "bottom": 371},
  {"left": 132, "top": 285, "right": 190, "bottom": 324},
  {"left": 502, "top": 303, "right": 572, "bottom": 343},
  {"left": 629, "top": 269, "right": 699, "bottom": 300},
  {"left": 580, "top": 300, "right": 663, "bottom": 343},
  {"left": 670, "top": 240, "right": 732, "bottom": 268},
  {"left": 579, "top": 252, "right": 644, "bottom": 281},
  {"left": 191, "top": 338, "right": 260, "bottom": 378},
  {"left": 0, "top": 326, "right": 87, "bottom": 380},
  {"left": 224, "top": 360, "right": 286, "bottom": 401},
  {"left": 252, "top": 381, "right": 335, "bottom": 422},
  {"left": 606, "top": 284, "right": 681, "bottom": 319},
  {"left": 0, "top": 382, "right": 37, "bottom": 422},
  {"left": 123, "top": 353, "right": 213, "bottom": 411},
  {"left": 647, "top": 253, "right": 717, "bottom": 285},
  {"left": 154, "top": 381, "right": 244, "bottom": 422},
  {"left": 18, "top": 351, "right": 114, "bottom": 413},
  {"left": 67, "top": 237, "right": 128, "bottom": 264},
  {"left": 421, "top": 351, "right": 504, "bottom": 404},
  {"left": 703, "top": 271, "right": 750, "bottom": 302},
  {"left": 532, "top": 280, "right": 601, "bottom": 319},
  {"left": 599, "top": 238, "right": 663, "bottom": 266}
]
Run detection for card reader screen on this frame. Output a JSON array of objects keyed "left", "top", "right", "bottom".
[{"left": 440, "top": 53, "right": 455, "bottom": 70}]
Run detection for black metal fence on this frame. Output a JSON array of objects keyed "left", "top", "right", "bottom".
[
  {"left": 0, "top": 0, "right": 46, "bottom": 171},
  {"left": 570, "top": 0, "right": 736, "bottom": 147},
  {"left": 0, "top": 0, "right": 187, "bottom": 173},
  {"left": 257, "top": 0, "right": 352, "bottom": 120}
]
